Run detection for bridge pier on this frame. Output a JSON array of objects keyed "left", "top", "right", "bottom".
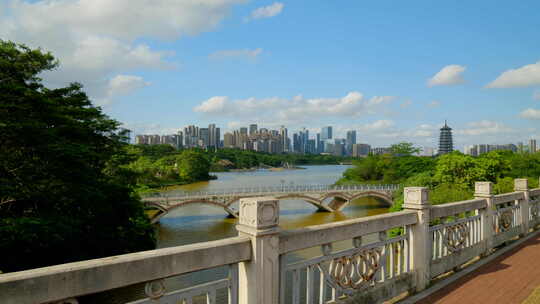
[{"left": 327, "top": 197, "right": 349, "bottom": 211}]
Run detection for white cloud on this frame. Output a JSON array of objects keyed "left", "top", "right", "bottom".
[
  {"left": 427, "top": 65, "right": 466, "bottom": 87},
  {"left": 194, "top": 96, "right": 228, "bottom": 113},
  {"left": 96, "top": 75, "right": 151, "bottom": 106},
  {"left": 456, "top": 120, "right": 515, "bottom": 136},
  {"left": 520, "top": 108, "right": 540, "bottom": 120},
  {"left": 534, "top": 91, "right": 540, "bottom": 101},
  {"left": 486, "top": 61, "right": 540, "bottom": 88},
  {"left": 246, "top": 2, "right": 283, "bottom": 21},
  {"left": 209, "top": 48, "right": 263, "bottom": 60},
  {"left": 359, "top": 120, "right": 395, "bottom": 131},
  {"left": 194, "top": 92, "right": 395, "bottom": 125},
  {"left": 0, "top": 0, "right": 245, "bottom": 104}
]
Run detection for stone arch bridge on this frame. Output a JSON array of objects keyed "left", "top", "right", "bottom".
[{"left": 143, "top": 184, "right": 399, "bottom": 224}]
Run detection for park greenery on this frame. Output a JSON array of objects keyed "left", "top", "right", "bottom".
[
  {"left": 126, "top": 144, "right": 352, "bottom": 192},
  {"left": 337, "top": 143, "right": 540, "bottom": 212},
  {"left": 0, "top": 41, "right": 156, "bottom": 272}
]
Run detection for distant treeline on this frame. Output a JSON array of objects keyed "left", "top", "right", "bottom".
[
  {"left": 127, "top": 144, "right": 353, "bottom": 191},
  {"left": 337, "top": 142, "right": 540, "bottom": 212}
]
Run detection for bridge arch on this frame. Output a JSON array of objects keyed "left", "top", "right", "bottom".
[
  {"left": 320, "top": 192, "right": 352, "bottom": 202},
  {"left": 348, "top": 191, "right": 394, "bottom": 207},
  {"left": 275, "top": 194, "right": 333, "bottom": 212},
  {"left": 225, "top": 194, "right": 334, "bottom": 212},
  {"left": 145, "top": 199, "right": 239, "bottom": 224}
]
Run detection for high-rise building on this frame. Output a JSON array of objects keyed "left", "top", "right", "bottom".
[
  {"left": 530, "top": 139, "right": 537, "bottom": 153},
  {"left": 249, "top": 124, "right": 258, "bottom": 135},
  {"left": 352, "top": 144, "right": 370, "bottom": 157},
  {"left": 224, "top": 132, "right": 235, "bottom": 148},
  {"left": 199, "top": 128, "right": 209, "bottom": 148},
  {"left": 184, "top": 125, "right": 199, "bottom": 148},
  {"left": 438, "top": 121, "right": 453, "bottom": 155},
  {"left": 321, "top": 126, "right": 332, "bottom": 141},
  {"left": 333, "top": 143, "right": 345, "bottom": 156},
  {"left": 208, "top": 124, "right": 218, "bottom": 148},
  {"left": 346, "top": 130, "right": 357, "bottom": 155},
  {"left": 215, "top": 127, "right": 220, "bottom": 148},
  {"left": 307, "top": 139, "right": 316, "bottom": 154},
  {"left": 279, "top": 126, "right": 289, "bottom": 152},
  {"left": 315, "top": 133, "right": 323, "bottom": 154}
]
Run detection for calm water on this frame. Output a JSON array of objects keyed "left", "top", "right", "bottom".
[{"left": 88, "top": 165, "right": 390, "bottom": 304}]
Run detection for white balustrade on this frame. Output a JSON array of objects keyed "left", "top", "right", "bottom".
[{"left": 3, "top": 178, "right": 540, "bottom": 304}]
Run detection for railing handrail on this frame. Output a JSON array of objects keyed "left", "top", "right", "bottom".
[
  {"left": 142, "top": 183, "right": 400, "bottom": 200},
  {"left": 279, "top": 210, "right": 418, "bottom": 254},
  {"left": 430, "top": 198, "right": 488, "bottom": 219},
  {"left": 0, "top": 236, "right": 251, "bottom": 304}
]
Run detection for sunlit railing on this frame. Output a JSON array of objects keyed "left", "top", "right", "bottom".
[{"left": 1, "top": 178, "right": 540, "bottom": 304}]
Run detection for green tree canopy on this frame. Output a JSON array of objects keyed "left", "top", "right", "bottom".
[
  {"left": 177, "top": 150, "right": 211, "bottom": 182},
  {"left": 389, "top": 142, "right": 421, "bottom": 156},
  {"left": 0, "top": 40, "right": 155, "bottom": 272}
]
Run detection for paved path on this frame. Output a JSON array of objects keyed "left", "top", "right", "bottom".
[{"left": 417, "top": 233, "right": 540, "bottom": 304}]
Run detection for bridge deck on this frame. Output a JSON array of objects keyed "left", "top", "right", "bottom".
[{"left": 416, "top": 231, "right": 540, "bottom": 304}]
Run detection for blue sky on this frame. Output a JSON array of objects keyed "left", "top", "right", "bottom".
[{"left": 2, "top": 0, "right": 540, "bottom": 149}]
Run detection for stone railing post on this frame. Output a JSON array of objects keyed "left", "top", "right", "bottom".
[
  {"left": 474, "top": 182, "right": 494, "bottom": 255},
  {"left": 515, "top": 178, "right": 530, "bottom": 236},
  {"left": 236, "top": 197, "right": 280, "bottom": 304},
  {"left": 402, "top": 187, "right": 431, "bottom": 292}
]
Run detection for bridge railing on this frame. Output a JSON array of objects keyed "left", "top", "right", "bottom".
[
  {"left": 142, "top": 183, "right": 401, "bottom": 201},
  {"left": 2, "top": 178, "right": 539, "bottom": 304}
]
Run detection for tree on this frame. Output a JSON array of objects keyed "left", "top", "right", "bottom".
[
  {"left": 0, "top": 40, "right": 155, "bottom": 272},
  {"left": 177, "top": 150, "right": 211, "bottom": 182},
  {"left": 389, "top": 142, "right": 421, "bottom": 156},
  {"left": 433, "top": 152, "right": 480, "bottom": 187}
]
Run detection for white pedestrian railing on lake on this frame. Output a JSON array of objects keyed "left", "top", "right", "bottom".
[
  {"left": 142, "top": 184, "right": 400, "bottom": 201},
  {"left": 1, "top": 178, "right": 540, "bottom": 304}
]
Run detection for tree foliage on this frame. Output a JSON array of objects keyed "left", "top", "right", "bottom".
[
  {"left": 340, "top": 147, "right": 540, "bottom": 212},
  {"left": 389, "top": 142, "right": 421, "bottom": 156},
  {"left": 0, "top": 40, "right": 155, "bottom": 272}
]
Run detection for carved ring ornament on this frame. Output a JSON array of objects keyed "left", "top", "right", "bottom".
[
  {"left": 317, "top": 248, "right": 383, "bottom": 292},
  {"left": 443, "top": 223, "right": 469, "bottom": 252},
  {"left": 145, "top": 279, "right": 166, "bottom": 299},
  {"left": 531, "top": 201, "right": 540, "bottom": 219},
  {"left": 498, "top": 210, "right": 513, "bottom": 232}
]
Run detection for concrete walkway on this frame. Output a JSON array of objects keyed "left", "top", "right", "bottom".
[{"left": 416, "top": 233, "right": 540, "bottom": 304}]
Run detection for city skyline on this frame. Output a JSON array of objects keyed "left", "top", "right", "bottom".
[
  {"left": 3, "top": 1, "right": 540, "bottom": 149},
  {"left": 134, "top": 121, "right": 538, "bottom": 155}
]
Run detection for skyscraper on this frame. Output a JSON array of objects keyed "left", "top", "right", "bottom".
[
  {"left": 346, "top": 130, "right": 357, "bottom": 155},
  {"left": 438, "top": 121, "right": 453, "bottom": 155},
  {"left": 249, "top": 124, "right": 258, "bottom": 135},
  {"left": 530, "top": 139, "right": 537, "bottom": 153},
  {"left": 208, "top": 124, "right": 218, "bottom": 148},
  {"left": 279, "top": 126, "right": 288, "bottom": 152},
  {"left": 321, "top": 126, "right": 332, "bottom": 141}
]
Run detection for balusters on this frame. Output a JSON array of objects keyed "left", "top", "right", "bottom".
[
  {"left": 306, "top": 266, "right": 315, "bottom": 304},
  {"left": 292, "top": 269, "right": 300, "bottom": 304},
  {"left": 404, "top": 226, "right": 410, "bottom": 273},
  {"left": 319, "top": 269, "right": 326, "bottom": 304},
  {"left": 228, "top": 264, "right": 238, "bottom": 304}
]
